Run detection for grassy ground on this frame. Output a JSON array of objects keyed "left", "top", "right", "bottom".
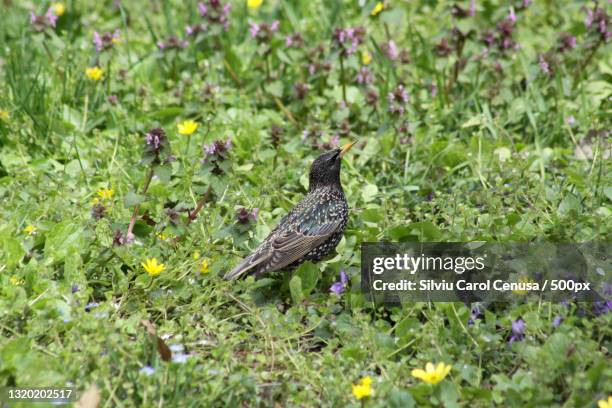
[{"left": 0, "top": 0, "right": 611, "bottom": 407}]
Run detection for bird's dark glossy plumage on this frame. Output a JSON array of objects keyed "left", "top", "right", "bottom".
[{"left": 224, "top": 142, "right": 355, "bottom": 280}]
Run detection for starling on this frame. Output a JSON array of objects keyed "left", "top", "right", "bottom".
[{"left": 224, "top": 142, "right": 356, "bottom": 280}]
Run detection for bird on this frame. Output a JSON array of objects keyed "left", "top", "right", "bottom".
[{"left": 224, "top": 141, "right": 356, "bottom": 280}]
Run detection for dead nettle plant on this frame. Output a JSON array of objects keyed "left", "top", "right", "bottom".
[{"left": 119, "top": 124, "right": 222, "bottom": 246}]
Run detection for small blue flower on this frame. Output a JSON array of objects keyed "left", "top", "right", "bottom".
[
  {"left": 508, "top": 318, "right": 525, "bottom": 344},
  {"left": 85, "top": 302, "right": 100, "bottom": 312},
  {"left": 172, "top": 353, "right": 190, "bottom": 364},
  {"left": 330, "top": 270, "right": 349, "bottom": 295},
  {"left": 169, "top": 344, "right": 185, "bottom": 353},
  {"left": 139, "top": 365, "right": 156, "bottom": 376}
]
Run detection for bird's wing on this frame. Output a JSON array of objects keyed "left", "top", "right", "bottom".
[
  {"left": 265, "top": 219, "right": 341, "bottom": 271},
  {"left": 224, "top": 211, "right": 342, "bottom": 280}
]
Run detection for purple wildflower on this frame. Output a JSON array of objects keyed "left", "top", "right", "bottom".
[
  {"left": 508, "top": 318, "right": 525, "bottom": 344},
  {"left": 567, "top": 115, "right": 575, "bottom": 125},
  {"left": 270, "top": 125, "right": 283, "bottom": 147},
  {"left": 356, "top": 67, "right": 373, "bottom": 85},
  {"left": 451, "top": 4, "right": 470, "bottom": 19},
  {"left": 333, "top": 26, "right": 365, "bottom": 56},
  {"left": 30, "top": 8, "right": 58, "bottom": 32},
  {"left": 508, "top": 7, "right": 516, "bottom": 24},
  {"left": 584, "top": 5, "right": 610, "bottom": 43},
  {"left": 250, "top": 20, "right": 279, "bottom": 42},
  {"left": 469, "top": 0, "right": 476, "bottom": 17},
  {"left": 539, "top": 54, "right": 551, "bottom": 75},
  {"left": 430, "top": 83, "right": 438, "bottom": 97},
  {"left": 381, "top": 40, "right": 399, "bottom": 60},
  {"left": 236, "top": 208, "right": 258, "bottom": 224},
  {"left": 557, "top": 33, "right": 577, "bottom": 52},
  {"left": 203, "top": 138, "right": 232, "bottom": 158},
  {"left": 294, "top": 82, "right": 309, "bottom": 100},
  {"left": 285, "top": 32, "right": 303, "bottom": 48},
  {"left": 145, "top": 128, "right": 168, "bottom": 155},
  {"left": 365, "top": 88, "right": 379, "bottom": 105},
  {"left": 198, "top": 2, "right": 208, "bottom": 16},
  {"left": 552, "top": 315, "right": 563, "bottom": 328},
  {"left": 435, "top": 38, "right": 452, "bottom": 57},
  {"left": 387, "top": 84, "right": 409, "bottom": 115},
  {"left": 202, "top": 138, "right": 232, "bottom": 174},
  {"left": 91, "top": 203, "right": 107, "bottom": 220},
  {"left": 330, "top": 270, "right": 349, "bottom": 295},
  {"left": 93, "top": 30, "right": 121, "bottom": 52},
  {"left": 157, "top": 36, "right": 188, "bottom": 50},
  {"left": 186, "top": 23, "right": 206, "bottom": 36},
  {"left": 302, "top": 124, "right": 324, "bottom": 143},
  {"left": 319, "top": 134, "right": 341, "bottom": 150},
  {"left": 71, "top": 284, "right": 80, "bottom": 294},
  {"left": 198, "top": 0, "right": 232, "bottom": 31},
  {"left": 113, "top": 229, "right": 127, "bottom": 246}
]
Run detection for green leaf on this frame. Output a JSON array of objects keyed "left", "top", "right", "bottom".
[
  {"left": 361, "top": 183, "right": 379, "bottom": 203},
  {"left": 289, "top": 275, "right": 304, "bottom": 305},
  {"left": 409, "top": 222, "right": 443, "bottom": 241},
  {"left": 148, "top": 107, "right": 183, "bottom": 121},
  {"left": 461, "top": 115, "right": 483, "bottom": 128},
  {"left": 0, "top": 228, "right": 25, "bottom": 271},
  {"left": 603, "top": 186, "right": 612, "bottom": 202},
  {"left": 558, "top": 193, "right": 582, "bottom": 215},
  {"left": 265, "top": 81, "right": 283, "bottom": 98},
  {"left": 294, "top": 261, "right": 320, "bottom": 297},
  {"left": 155, "top": 164, "right": 172, "bottom": 183},
  {"left": 125, "top": 191, "right": 145, "bottom": 207},
  {"left": 44, "top": 220, "right": 85, "bottom": 263},
  {"left": 388, "top": 389, "right": 415, "bottom": 408}
]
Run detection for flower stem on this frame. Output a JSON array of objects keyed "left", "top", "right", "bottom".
[
  {"left": 126, "top": 167, "right": 154, "bottom": 240},
  {"left": 572, "top": 38, "right": 603, "bottom": 90},
  {"left": 171, "top": 185, "right": 213, "bottom": 245},
  {"left": 339, "top": 54, "right": 347, "bottom": 104}
]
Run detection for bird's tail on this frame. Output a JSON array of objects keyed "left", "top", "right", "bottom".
[{"left": 223, "top": 253, "right": 263, "bottom": 280}]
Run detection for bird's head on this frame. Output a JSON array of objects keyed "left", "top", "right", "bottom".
[{"left": 308, "top": 141, "right": 356, "bottom": 190}]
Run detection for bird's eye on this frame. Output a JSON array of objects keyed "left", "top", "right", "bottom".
[{"left": 329, "top": 150, "right": 340, "bottom": 161}]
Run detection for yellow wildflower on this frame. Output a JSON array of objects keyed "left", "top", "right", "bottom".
[
  {"left": 156, "top": 232, "right": 168, "bottom": 241},
  {"left": 23, "top": 225, "right": 37, "bottom": 235},
  {"left": 177, "top": 119, "right": 199, "bottom": 136},
  {"left": 362, "top": 50, "right": 372, "bottom": 65},
  {"left": 371, "top": 2, "right": 384, "bottom": 16},
  {"left": 85, "top": 67, "right": 104, "bottom": 81},
  {"left": 598, "top": 396, "right": 612, "bottom": 408},
  {"left": 247, "top": 0, "right": 263, "bottom": 9},
  {"left": 0, "top": 110, "right": 9, "bottom": 122},
  {"left": 200, "top": 259, "right": 210, "bottom": 274},
  {"left": 411, "top": 362, "right": 452, "bottom": 385},
  {"left": 97, "top": 188, "right": 114, "bottom": 200},
  {"left": 10, "top": 275, "right": 24, "bottom": 285},
  {"left": 352, "top": 376, "right": 373, "bottom": 400},
  {"left": 193, "top": 250, "right": 201, "bottom": 260},
  {"left": 142, "top": 258, "right": 166, "bottom": 277},
  {"left": 53, "top": 3, "right": 66, "bottom": 16}
]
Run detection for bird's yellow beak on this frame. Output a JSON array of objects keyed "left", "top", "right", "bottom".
[{"left": 338, "top": 141, "right": 356, "bottom": 158}]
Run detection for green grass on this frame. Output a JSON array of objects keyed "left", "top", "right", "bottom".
[{"left": 0, "top": 0, "right": 611, "bottom": 406}]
